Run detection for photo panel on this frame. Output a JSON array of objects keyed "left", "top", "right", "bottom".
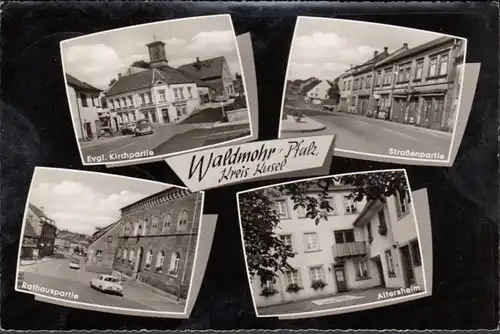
[
  {"left": 237, "top": 169, "right": 429, "bottom": 318},
  {"left": 15, "top": 167, "right": 207, "bottom": 317},
  {"left": 60, "top": 14, "right": 253, "bottom": 166},
  {"left": 279, "top": 17, "right": 468, "bottom": 165}
]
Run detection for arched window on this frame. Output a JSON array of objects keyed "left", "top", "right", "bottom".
[
  {"left": 145, "top": 249, "right": 153, "bottom": 269},
  {"left": 141, "top": 219, "right": 148, "bottom": 236},
  {"left": 151, "top": 216, "right": 160, "bottom": 234},
  {"left": 168, "top": 252, "right": 181, "bottom": 276},
  {"left": 122, "top": 248, "right": 128, "bottom": 263},
  {"left": 129, "top": 248, "right": 135, "bottom": 264},
  {"left": 177, "top": 210, "right": 189, "bottom": 230},
  {"left": 133, "top": 220, "right": 140, "bottom": 236},
  {"left": 155, "top": 250, "right": 165, "bottom": 273},
  {"left": 162, "top": 213, "right": 172, "bottom": 232}
]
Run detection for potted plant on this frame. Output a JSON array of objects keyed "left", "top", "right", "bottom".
[
  {"left": 311, "top": 280, "right": 327, "bottom": 291},
  {"left": 260, "top": 286, "right": 278, "bottom": 297},
  {"left": 286, "top": 283, "right": 303, "bottom": 293}
]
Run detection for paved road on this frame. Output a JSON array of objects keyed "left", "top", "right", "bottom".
[
  {"left": 281, "top": 107, "right": 452, "bottom": 160},
  {"left": 154, "top": 123, "right": 251, "bottom": 155},
  {"left": 18, "top": 257, "right": 184, "bottom": 312}
]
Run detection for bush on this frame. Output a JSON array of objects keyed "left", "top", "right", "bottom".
[
  {"left": 311, "top": 280, "right": 327, "bottom": 291},
  {"left": 286, "top": 283, "right": 303, "bottom": 293},
  {"left": 260, "top": 286, "right": 278, "bottom": 297}
]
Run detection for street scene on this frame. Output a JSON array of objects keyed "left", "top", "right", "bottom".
[
  {"left": 281, "top": 17, "right": 466, "bottom": 161},
  {"left": 61, "top": 15, "right": 251, "bottom": 165},
  {"left": 16, "top": 167, "right": 203, "bottom": 315},
  {"left": 238, "top": 170, "right": 426, "bottom": 317}
]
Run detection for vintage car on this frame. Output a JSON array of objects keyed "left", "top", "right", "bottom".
[
  {"left": 68, "top": 258, "right": 80, "bottom": 270},
  {"left": 121, "top": 123, "right": 136, "bottom": 135},
  {"left": 134, "top": 119, "right": 154, "bottom": 136},
  {"left": 90, "top": 275, "right": 123, "bottom": 296}
]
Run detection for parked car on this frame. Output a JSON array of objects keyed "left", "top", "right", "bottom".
[
  {"left": 68, "top": 258, "right": 80, "bottom": 270},
  {"left": 121, "top": 123, "right": 136, "bottom": 135},
  {"left": 90, "top": 275, "right": 123, "bottom": 296},
  {"left": 134, "top": 119, "right": 154, "bottom": 136},
  {"left": 322, "top": 104, "right": 335, "bottom": 112}
]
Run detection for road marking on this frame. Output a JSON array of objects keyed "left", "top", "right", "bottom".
[{"left": 109, "top": 141, "right": 137, "bottom": 153}]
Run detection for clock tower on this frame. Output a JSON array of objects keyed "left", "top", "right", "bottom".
[{"left": 146, "top": 40, "right": 169, "bottom": 68}]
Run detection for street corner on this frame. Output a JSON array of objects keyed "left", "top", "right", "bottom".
[{"left": 281, "top": 115, "right": 327, "bottom": 134}]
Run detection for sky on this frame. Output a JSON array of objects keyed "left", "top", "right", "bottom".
[
  {"left": 287, "top": 17, "right": 461, "bottom": 81},
  {"left": 61, "top": 15, "right": 243, "bottom": 89},
  {"left": 26, "top": 168, "right": 171, "bottom": 236}
]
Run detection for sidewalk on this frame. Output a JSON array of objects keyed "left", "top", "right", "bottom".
[
  {"left": 281, "top": 115, "right": 326, "bottom": 134},
  {"left": 333, "top": 111, "right": 453, "bottom": 138},
  {"left": 79, "top": 135, "right": 129, "bottom": 149},
  {"left": 19, "top": 257, "right": 57, "bottom": 267}
]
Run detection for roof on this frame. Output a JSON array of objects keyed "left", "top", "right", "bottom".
[
  {"left": 300, "top": 79, "right": 323, "bottom": 95},
  {"left": 106, "top": 67, "right": 194, "bottom": 96},
  {"left": 88, "top": 220, "right": 121, "bottom": 246},
  {"left": 176, "top": 68, "right": 214, "bottom": 88},
  {"left": 375, "top": 36, "right": 454, "bottom": 68},
  {"left": 66, "top": 73, "right": 102, "bottom": 92},
  {"left": 24, "top": 219, "right": 38, "bottom": 238},
  {"left": 28, "top": 203, "right": 54, "bottom": 223},
  {"left": 178, "top": 56, "right": 226, "bottom": 81},
  {"left": 120, "top": 187, "right": 192, "bottom": 213}
]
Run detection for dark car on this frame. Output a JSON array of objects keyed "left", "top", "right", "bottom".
[
  {"left": 121, "top": 123, "right": 136, "bottom": 135},
  {"left": 134, "top": 119, "right": 154, "bottom": 136}
]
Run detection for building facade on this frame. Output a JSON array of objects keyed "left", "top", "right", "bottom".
[
  {"left": 337, "top": 36, "right": 465, "bottom": 132},
  {"left": 21, "top": 204, "right": 57, "bottom": 259},
  {"left": 113, "top": 188, "right": 203, "bottom": 301},
  {"left": 86, "top": 220, "right": 122, "bottom": 274},
  {"left": 252, "top": 185, "right": 423, "bottom": 308},
  {"left": 304, "top": 80, "right": 332, "bottom": 105},
  {"left": 66, "top": 73, "right": 105, "bottom": 140}
]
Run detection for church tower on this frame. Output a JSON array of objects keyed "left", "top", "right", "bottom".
[{"left": 146, "top": 39, "right": 169, "bottom": 68}]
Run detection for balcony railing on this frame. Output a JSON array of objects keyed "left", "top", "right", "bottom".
[{"left": 332, "top": 242, "right": 367, "bottom": 259}]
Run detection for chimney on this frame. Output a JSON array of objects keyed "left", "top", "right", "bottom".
[
  {"left": 373, "top": 50, "right": 378, "bottom": 58},
  {"left": 40, "top": 206, "right": 44, "bottom": 212},
  {"left": 196, "top": 57, "right": 200, "bottom": 63},
  {"left": 384, "top": 47, "right": 388, "bottom": 53},
  {"left": 403, "top": 42, "right": 408, "bottom": 49},
  {"left": 350, "top": 64, "right": 353, "bottom": 69},
  {"left": 118, "top": 73, "right": 122, "bottom": 79}
]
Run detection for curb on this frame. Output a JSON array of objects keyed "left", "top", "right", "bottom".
[
  {"left": 212, "top": 120, "right": 250, "bottom": 129},
  {"left": 281, "top": 125, "right": 327, "bottom": 134},
  {"left": 19, "top": 258, "right": 58, "bottom": 267}
]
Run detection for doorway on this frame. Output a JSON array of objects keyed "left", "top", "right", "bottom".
[
  {"left": 84, "top": 122, "right": 92, "bottom": 138},
  {"left": 133, "top": 247, "right": 144, "bottom": 279},
  {"left": 406, "top": 97, "right": 418, "bottom": 124},
  {"left": 399, "top": 245, "right": 415, "bottom": 288},
  {"left": 333, "top": 265, "right": 348, "bottom": 293},
  {"left": 374, "top": 257, "right": 386, "bottom": 287}
]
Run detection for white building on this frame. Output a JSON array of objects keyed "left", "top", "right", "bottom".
[
  {"left": 302, "top": 80, "right": 332, "bottom": 105},
  {"left": 252, "top": 184, "right": 424, "bottom": 308}
]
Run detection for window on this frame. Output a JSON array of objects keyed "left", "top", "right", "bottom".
[
  {"left": 163, "top": 213, "right": 172, "bottom": 230},
  {"left": 158, "top": 90, "right": 166, "bottom": 101},
  {"left": 439, "top": 54, "right": 449, "bottom": 76},
  {"left": 343, "top": 196, "right": 358, "bottom": 214},
  {"left": 275, "top": 200, "right": 289, "bottom": 218},
  {"left": 383, "top": 68, "right": 392, "bottom": 85},
  {"left": 145, "top": 249, "right": 153, "bottom": 269},
  {"left": 177, "top": 210, "right": 189, "bottom": 229},
  {"left": 334, "top": 229, "right": 355, "bottom": 244},
  {"left": 410, "top": 239, "right": 422, "bottom": 267},
  {"left": 342, "top": 81, "right": 346, "bottom": 91},
  {"left": 187, "top": 87, "right": 192, "bottom": 98},
  {"left": 353, "top": 79, "right": 358, "bottom": 91},
  {"left": 122, "top": 248, "right": 128, "bottom": 261},
  {"left": 179, "top": 88, "right": 185, "bottom": 99},
  {"left": 96, "top": 250, "right": 103, "bottom": 257},
  {"left": 396, "top": 189, "right": 411, "bottom": 218},
  {"left": 173, "top": 88, "right": 179, "bottom": 100},
  {"left": 428, "top": 57, "right": 438, "bottom": 77},
  {"left": 106, "top": 236, "right": 112, "bottom": 243},
  {"left": 414, "top": 60, "right": 423, "bottom": 80},
  {"left": 109, "top": 100, "right": 115, "bottom": 110},
  {"left": 285, "top": 269, "right": 300, "bottom": 286},
  {"left": 355, "top": 260, "right": 369, "bottom": 280},
  {"left": 378, "top": 209, "right": 387, "bottom": 232},
  {"left": 350, "top": 96, "right": 356, "bottom": 106},
  {"left": 385, "top": 249, "right": 395, "bottom": 276},
  {"left": 175, "top": 104, "right": 187, "bottom": 117},
  {"left": 359, "top": 77, "right": 364, "bottom": 89},
  {"left": 80, "top": 93, "right": 88, "bottom": 107},
  {"left": 365, "top": 75, "right": 371, "bottom": 88},
  {"left": 376, "top": 70, "right": 382, "bottom": 86},
  {"left": 122, "top": 97, "right": 127, "bottom": 107},
  {"left": 116, "top": 98, "right": 121, "bottom": 108},
  {"left": 347, "top": 80, "right": 351, "bottom": 90},
  {"left": 309, "top": 266, "right": 325, "bottom": 282},
  {"left": 304, "top": 232, "right": 319, "bottom": 251},
  {"left": 366, "top": 221, "right": 373, "bottom": 242},
  {"left": 155, "top": 251, "right": 165, "bottom": 272},
  {"left": 168, "top": 252, "right": 181, "bottom": 276},
  {"left": 147, "top": 92, "right": 153, "bottom": 104},
  {"left": 280, "top": 234, "right": 293, "bottom": 251},
  {"left": 139, "top": 93, "right": 145, "bottom": 105},
  {"left": 263, "top": 279, "right": 275, "bottom": 289},
  {"left": 129, "top": 248, "right": 135, "bottom": 264},
  {"left": 128, "top": 96, "right": 133, "bottom": 106},
  {"left": 91, "top": 95, "right": 96, "bottom": 107}
]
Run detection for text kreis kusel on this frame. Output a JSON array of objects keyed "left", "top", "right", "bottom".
[{"left": 188, "top": 139, "right": 318, "bottom": 183}]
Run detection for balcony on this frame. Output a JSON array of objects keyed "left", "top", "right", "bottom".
[{"left": 331, "top": 242, "right": 367, "bottom": 259}]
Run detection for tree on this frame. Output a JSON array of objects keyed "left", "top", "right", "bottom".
[
  {"left": 131, "top": 60, "right": 150, "bottom": 69},
  {"left": 239, "top": 171, "right": 408, "bottom": 286},
  {"left": 326, "top": 80, "right": 340, "bottom": 102}
]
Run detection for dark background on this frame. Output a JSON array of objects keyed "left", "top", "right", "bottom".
[{"left": 1, "top": 1, "right": 498, "bottom": 331}]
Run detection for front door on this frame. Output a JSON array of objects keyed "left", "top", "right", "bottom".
[
  {"left": 334, "top": 266, "right": 348, "bottom": 292},
  {"left": 133, "top": 247, "right": 144, "bottom": 279},
  {"left": 84, "top": 122, "right": 92, "bottom": 137},
  {"left": 162, "top": 109, "right": 170, "bottom": 124},
  {"left": 407, "top": 97, "right": 418, "bottom": 124},
  {"left": 375, "top": 257, "right": 386, "bottom": 287},
  {"left": 399, "top": 245, "right": 416, "bottom": 287}
]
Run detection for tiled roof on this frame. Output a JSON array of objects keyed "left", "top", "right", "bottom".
[
  {"left": 24, "top": 219, "right": 38, "bottom": 238},
  {"left": 178, "top": 56, "right": 225, "bottom": 81},
  {"left": 88, "top": 220, "right": 120, "bottom": 246},
  {"left": 120, "top": 187, "right": 192, "bottom": 213},
  {"left": 300, "top": 79, "right": 323, "bottom": 95},
  {"left": 66, "top": 73, "right": 102, "bottom": 92},
  {"left": 176, "top": 68, "right": 213, "bottom": 88},
  {"left": 375, "top": 36, "right": 454, "bottom": 67},
  {"left": 106, "top": 67, "right": 194, "bottom": 96},
  {"left": 28, "top": 203, "right": 52, "bottom": 222}
]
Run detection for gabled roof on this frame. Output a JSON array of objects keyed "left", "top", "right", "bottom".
[
  {"left": 300, "top": 79, "right": 323, "bottom": 95},
  {"left": 375, "top": 36, "right": 454, "bottom": 68},
  {"left": 178, "top": 56, "right": 226, "bottom": 81},
  {"left": 24, "top": 219, "right": 38, "bottom": 238},
  {"left": 28, "top": 203, "right": 54, "bottom": 224},
  {"left": 66, "top": 73, "right": 102, "bottom": 92},
  {"left": 106, "top": 67, "right": 194, "bottom": 96},
  {"left": 88, "top": 220, "right": 121, "bottom": 246},
  {"left": 176, "top": 68, "right": 214, "bottom": 88}
]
